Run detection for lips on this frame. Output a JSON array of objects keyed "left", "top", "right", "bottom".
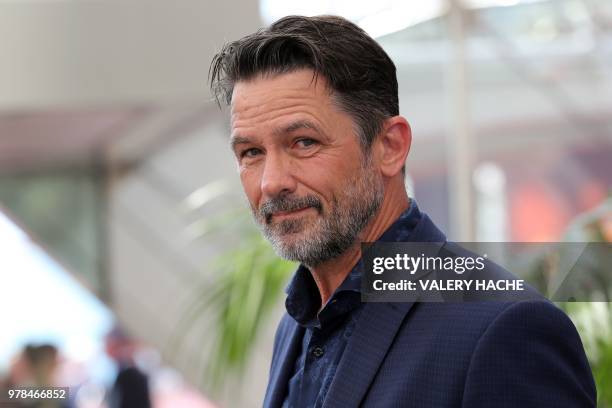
[
  {"left": 260, "top": 195, "right": 323, "bottom": 224},
  {"left": 272, "top": 206, "right": 311, "bottom": 218}
]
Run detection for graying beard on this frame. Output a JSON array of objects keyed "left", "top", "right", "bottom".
[{"left": 262, "top": 168, "right": 383, "bottom": 267}]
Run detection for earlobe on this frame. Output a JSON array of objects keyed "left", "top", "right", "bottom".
[{"left": 379, "top": 116, "right": 412, "bottom": 178}]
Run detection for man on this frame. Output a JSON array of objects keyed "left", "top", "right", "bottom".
[
  {"left": 105, "top": 327, "right": 152, "bottom": 408},
  {"left": 210, "top": 15, "right": 596, "bottom": 407}
]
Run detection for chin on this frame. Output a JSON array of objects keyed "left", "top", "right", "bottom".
[{"left": 276, "top": 234, "right": 308, "bottom": 248}]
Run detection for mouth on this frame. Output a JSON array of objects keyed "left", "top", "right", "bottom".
[{"left": 270, "top": 206, "right": 313, "bottom": 221}]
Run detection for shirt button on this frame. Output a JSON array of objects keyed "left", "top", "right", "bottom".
[{"left": 311, "top": 346, "right": 325, "bottom": 358}]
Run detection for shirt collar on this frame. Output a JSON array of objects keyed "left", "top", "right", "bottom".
[{"left": 285, "top": 199, "right": 422, "bottom": 326}]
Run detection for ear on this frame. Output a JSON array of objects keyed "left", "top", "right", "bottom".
[{"left": 376, "top": 116, "right": 412, "bottom": 177}]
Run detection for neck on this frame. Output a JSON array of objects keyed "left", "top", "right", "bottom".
[{"left": 309, "top": 182, "right": 409, "bottom": 306}]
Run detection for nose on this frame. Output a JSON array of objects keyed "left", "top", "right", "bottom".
[{"left": 260, "top": 151, "right": 297, "bottom": 199}]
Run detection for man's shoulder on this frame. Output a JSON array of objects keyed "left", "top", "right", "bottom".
[
  {"left": 389, "top": 298, "right": 585, "bottom": 378},
  {"left": 379, "top": 299, "right": 595, "bottom": 406},
  {"left": 409, "top": 297, "right": 569, "bottom": 334}
]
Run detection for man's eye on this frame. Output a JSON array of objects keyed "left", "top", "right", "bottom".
[
  {"left": 241, "top": 148, "right": 262, "bottom": 158},
  {"left": 295, "top": 138, "right": 318, "bottom": 148}
]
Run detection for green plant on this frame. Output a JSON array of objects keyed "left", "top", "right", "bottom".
[
  {"left": 203, "top": 233, "right": 294, "bottom": 386},
  {"left": 560, "top": 197, "right": 612, "bottom": 405},
  {"left": 169, "top": 200, "right": 295, "bottom": 391},
  {"left": 563, "top": 302, "right": 612, "bottom": 407}
]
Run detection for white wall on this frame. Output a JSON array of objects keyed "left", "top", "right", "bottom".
[{"left": 0, "top": 0, "right": 261, "bottom": 110}]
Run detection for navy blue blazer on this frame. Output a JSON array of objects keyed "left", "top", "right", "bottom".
[{"left": 263, "top": 212, "right": 597, "bottom": 407}]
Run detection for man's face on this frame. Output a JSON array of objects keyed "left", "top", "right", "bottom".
[{"left": 230, "top": 69, "right": 383, "bottom": 266}]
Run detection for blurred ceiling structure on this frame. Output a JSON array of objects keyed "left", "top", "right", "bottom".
[{"left": 0, "top": 0, "right": 609, "bottom": 173}]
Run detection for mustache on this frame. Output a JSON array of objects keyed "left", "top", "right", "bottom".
[{"left": 259, "top": 194, "right": 323, "bottom": 223}]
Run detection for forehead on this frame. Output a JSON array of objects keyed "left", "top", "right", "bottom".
[{"left": 230, "top": 70, "right": 336, "bottom": 128}]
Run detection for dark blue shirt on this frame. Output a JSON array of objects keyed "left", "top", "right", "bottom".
[{"left": 282, "top": 200, "right": 422, "bottom": 408}]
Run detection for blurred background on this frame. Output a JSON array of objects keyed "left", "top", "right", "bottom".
[{"left": 0, "top": 0, "right": 611, "bottom": 406}]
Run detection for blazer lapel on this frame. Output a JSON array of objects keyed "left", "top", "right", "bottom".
[
  {"left": 322, "top": 207, "right": 446, "bottom": 407},
  {"left": 264, "top": 321, "right": 304, "bottom": 408},
  {"left": 323, "top": 301, "right": 415, "bottom": 408}
]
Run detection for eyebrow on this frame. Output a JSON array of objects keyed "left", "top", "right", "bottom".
[
  {"left": 275, "top": 120, "right": 322, "bottom": 136},
  {"left": 230, "top": 120, "right": 322, "bottom": 150},
  {"left": 230, "top": 135, "right": 251, "bottom": 150}
]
